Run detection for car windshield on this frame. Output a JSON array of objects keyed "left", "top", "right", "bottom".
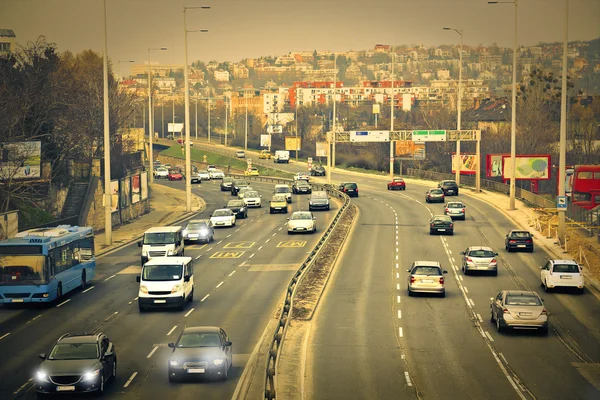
[
  {"left": 170, "top": 168, "right": 182, "bottom": 174},
  {"left": 468, "top": 250, "right": 495, "bottom": 257},
  {"left": 199, "top": 170, "right": 208, "bottom": 174},
  {"left": 235, "top": 181, "right": 248, "bottom": 186},
  {"left": 272, "top": 195, "right": 287, "bottom": 202},
  {"left": 49, "top": 343, "right": 98, "bottom": 360},
  {"left": 394, "top": 179, "right": 403, "bottom": 182},
  {"left": 228, "top": 200, "right": 244, "bottom": 207},
  {"left": 187, "top": 222, "right": 208, "bottom": 230},
  {"left": 213, "top": 210, "right": 232, "bottom": 217},
  {"left": 142, "top": 264, "right": 183, "bottom": 281},
  {"left": 442, "top": 181, "right": 457, "bottom": 187},
  {"left": 297, "top": 181, "right": 309, "bottom": 187},
  {"left": 291, "top": 213, "right": 312, "bottom": 220},
  {"left": 177, "top": 332, "right": 221, "bottom": 348},
  {"left": 311, "top": 192, "right": 327, "bottom": 199},
  {"left": 0, "top": 255, "right": 47, "bottom": 285},
  {"left": 157, "top": 168, "right": 167, "bottom": 172},
  {"left": 275, "top": 187, "right": 290, "bottom": 193},
  {"left": 505, "top": 295, "right": 542, "bottom": 306},
  {"left": 344, "top": 183, "right": 357, "bottom": 189},
  {"left": 245, "top": 191, "right": 259, "bottom": 198},
  {"left": 553, "top": 263, "right": 579, "bottom": 273},
  {"left": 412, "top": 266, "right": 442, "bottom": 275},
  {"left": 448, "top": 203, "right": 463, "bottom": 208},
  {"left": 511, "top": 232, "right": 531, "bottom": 238},
  {"left": 430, "top": 189, "right": 443, "bottom": 194},
  {"left": 144, "top": 232, "right": 177, "bottom": 245}
]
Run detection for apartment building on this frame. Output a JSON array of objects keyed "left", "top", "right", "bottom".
[
  {"left": 0, "top": 29, "right": 15, "bottom": 54},
  {"left": 131, "top": 63, "right": 184, "bottom": 77}
]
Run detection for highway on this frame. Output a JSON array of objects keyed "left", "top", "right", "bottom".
[{"left": 0, "top": 178, "right": 340, "bottom": 399}]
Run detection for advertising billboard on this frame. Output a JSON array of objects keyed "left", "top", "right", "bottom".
[
  {"left": 132, "top": 175, "right": 141, "bottom": 204},
  {"left": 395, "top": 141, "right": 425, "bottom": 160},
  {"left": 316, "top": 142, "right": 328, "bottom": 157},
  {"left": 451, "top": 154, "right": 477, "bottom": 175},
  {"left": 110, "top": 180, "right": 119, "bottom": 213},
  {"left": 486, "top": 153, "right": 508, "bottom": 178},
  {"left": 260, "top": 134, "right": 271, "bottom": 147},
  {"left": 0, "top": 141, "right": 41, "bottom": 179},
  {"left": 285, "top": 137, "right": 301, "bottom": 151},
  {"left": 350, "top": 131, "right": 389, "bottom": 142},
  {"left": 502, "top": 155, "right": 551, "bottom": 180},
  {"left": 140, "top": 172, "right": 148, "bottom": 200}
]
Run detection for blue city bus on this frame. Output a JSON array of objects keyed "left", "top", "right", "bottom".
[{"left": 0, "top": 225, "right": 95, "bottom": 304}]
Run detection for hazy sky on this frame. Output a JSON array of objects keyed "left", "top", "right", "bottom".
[{"left": 2, "top": 0, "right": 599, "bottom": 75}]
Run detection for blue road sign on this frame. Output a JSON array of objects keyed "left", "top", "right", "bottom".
[{"left": 557, "top": 195, "right": 567, "bottom": 210}]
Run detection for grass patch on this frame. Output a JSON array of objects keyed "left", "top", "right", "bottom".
[
  {"left": 339, "top": 165, "right": 390, "bottom": 176},
  {"left": 14, "top": 200, "right": 55, "bottom": 230},
  {"left": 160, "top": 146, "right": 294, "bottom": 179}
]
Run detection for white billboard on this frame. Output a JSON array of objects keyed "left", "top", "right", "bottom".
[
  {"left": 0, "top": 141, "right": 42, "bottom": 179},
  {"left": 316, "top": 142, "right": 328, "bottom": 157},
  {"left": 260, "top": 134, "right": 271, "bottom": 147},
  {"left": 350, "top": 131, "right": 389, "bottom": 142}
]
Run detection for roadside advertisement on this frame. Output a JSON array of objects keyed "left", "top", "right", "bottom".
[
  {"left": 316, "top": 142, "right": 328, "bottom": 157},
  {"left": 486, "top": 153, "right": 508, "bottom": 178},
  {"left": 260, "top": 134, "right": 271, "bottom": 147},
  {"left": 451, "top": 154, "right": 477, "bottom": 175},
  {"left": 395, "top": 140, "right": 425, "bottom": 160},
  {"left": 372, "top": 104, "right": 380, "bottom": 114},
  {"left": 140, "top": 172, "right": 148, "bottom": 200},
  {"left": 502, "top": 154, "right": 551, "bottom": 180},
  {"left": 121, "top": 177, "right": 131, "bottom": 208},
  {"left": 110, "top": 180, "right": 119, "bottom": 213},
  {"left": 350, "top": 131, "right": 389, "bottom": 142},
  {"left": 285, "top": 137, "right": 301, "bottom": 151},
  {"left": 0, "top": 141, "right": 42, "bottom": 179},
  {"left": 132, "top": 174, "right": 141, "bottom": 204}
]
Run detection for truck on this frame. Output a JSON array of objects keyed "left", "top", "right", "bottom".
[{"left": 274, "top": 150, "right": 290, "bottom": 163}]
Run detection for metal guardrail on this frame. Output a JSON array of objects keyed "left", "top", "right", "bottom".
[{"left": 234, "top": 175, "right": 350, "bottom": 400}]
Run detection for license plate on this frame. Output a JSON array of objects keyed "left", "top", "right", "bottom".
[
  {"left": 438, "top": 229, "right": 446, "bottom": 231},
  {"left": 519, "top": 312, "right": 532, "bottom": 316},
  {"left": 188, "top": 368, "right": 205, "bottom": 373},
  {"left": 421, "top": 279, "right": 434, "bottom": 283},
  {"left": 448, "top": 190, "right": 454, "bottom": 193},
  {"left": 188, "top": 234, "right": 198, "bottom": 238},
  {"left": 517, "top": 245, "right": 526, "bottom": 248},
  {"left": 275, "top": 207, "right": 281, "bottom": 210},
  {"left": 154, "top": 300, "right": 167, "bottom": 304},
  {"left": 560, "top": 275, "right": 572, "bottom": 279},
  {"left": 11, "top": 299, "right": 24, "bottom": 303},
  {"left": 57, "top": 386, "right": 75, "bottom": 392}
]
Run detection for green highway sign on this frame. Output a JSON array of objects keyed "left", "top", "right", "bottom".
[{"left": 411, "top": 130, "right": 447, "bottom": 142}]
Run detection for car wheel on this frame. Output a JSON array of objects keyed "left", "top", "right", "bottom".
[
  {"left": 222, "top": 364, "right": 229, "bottom": 381},
  {"left": 139, "top": 305, "right": 146, "bottom": 313},
  {"left": 270, "top": 209, "right": 274, "bottom": 214},
  {"left": 189, "top": 288, "right": 194, "bottom": 302},
  {"left": 81, "top": 270, "right": 87, "bottom": 289},
  {"left": 492, "top": 270, "right": 498, "bottom": 277},
  {"left": 95, "top": 372, "right": 104, "bottom": 396},
  {"left": 544, "top": 281, "right": 551, "bottom": 292},
  {"left": 490, "top": 310, "right": 496, "bottom": 322},
  {"left": 407, "top": 289, "right": 413, "bottom": 297},
  {"left": 496, "top": 316, "right": 503, "bottom": 332},
  {"left": 463, "top": 267, "right": 469, "bottom": 275},
  {"left": 440, "top": 291, "right": 446, "bottom": 298},
  {"left": 56, "top": 283, "right": 62, "bottom": 301},
  {"left": 111, "top": 359, "right": 117, "bottom": 381},
  {"left": 539, "top": 326, "right": 549, "bottom": 336}
]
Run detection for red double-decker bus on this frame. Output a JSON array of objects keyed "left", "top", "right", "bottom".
[{"left": 570, "top": 165, "right": 600, "bottom": 210}]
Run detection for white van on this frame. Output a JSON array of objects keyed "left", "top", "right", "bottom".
[
  {"left": 274, "top": 150, "right": 290, "bottom": 163},
  {"left": 138, "top": 226, "right": 184, "bottom": 265},
  {"left": 136, "top": 257, "right": 194, "bottom": 311}
]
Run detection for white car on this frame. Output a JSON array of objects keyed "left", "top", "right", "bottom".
[
  {"left": 209, "top": 169, "right": 225, "bottom": 179},
  {"left": 154, "top": 167, "right": 169, "bottom": 179},
  {"left": 274, "top": 184, "right": 292, "bottom": 203},
  {"left": 210, "top": 209, "right": 236, "bottom": 227},
  {"left": 287, "top": 211, "right": 316, "bottom": 234},
  {"left": 293, "top": 172, "right": 310, "bottom": 182},
  {"left": 236, "top": 150, "right": 245, "bottom": 158},
  {"left": 238, "top": 186, "right": 254, "bottom": 199},
  {"left": 207, "top": 165, "right": 217, "bottom": 172},
  {"left": 541, "top": 259, "right": 584, "bottom": 293},
  {"left": 242, "top": 190, "right": 262, "bottom": 208}
]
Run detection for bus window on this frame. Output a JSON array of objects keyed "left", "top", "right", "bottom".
[
  {"left": 0, "top": 255, "right": 47, "bottom": 284},
  {"left": 79, "top": 236, "right": 95, "bottom": 260}
]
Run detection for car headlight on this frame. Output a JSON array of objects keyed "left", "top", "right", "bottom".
[
  {"left": 183, "top": 229, "right": 188, "bottom": 236},
  {"left": 140, "top": 285, "right": 148, "bottom": 294},
  {"left": 309, "top": 201, "right": 313, "bottom": 205},
  {"left": 171, "top": 285, "right": 181, "bottom": 294},
  {"left": 142, "top": 250, "right": 147, "bottom": 256},
  {"left": 213, "top": 359, "right": 224, "bottom": 366},
  {"left": 36, "top": 370, "right": 48, "bottom": 382},
  {"left": 167, "top": 249, "right": 174, "bottom": 255},
  {"left": 83, "top": 369, "right": 100, "bottom": 382},
  {"left": 200, "top": 228, "right": 209, "bottom": 235},
  {"left": 169, "top": 360, "right": 180, "bottom": 367}
]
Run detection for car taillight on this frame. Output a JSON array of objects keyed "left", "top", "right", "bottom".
[
  {"left": 541, "top": 309, "right": 547, "bottom": 315},
  {"left": 491, "top": 258, "right": 497, "bottom": 263},
  {"left": 439, "top": 277, "right": 444, "bottom": 284},
  {"left": 344, "top": 188, "right": 347, "bottom": 192},
  {"left": 466, "top": 257, "right": 473, "bottom": 263},
  {"left": 355, "top": 189, "right": 358, "bottom": 192},
  {"left": 431, "top": 223, "right": 435, "bottom": 227},
  {"left": 445, "top": 208, "right": 449, "bottom": 213},
  {"left": 462, "top": 208, "right": 465, "bottom": 212},
  {"left": 449, "top": 223, "right": 453, "bottom": 227},
  {"left": 526, "top": 239, "right": 532, "bottom": 243},
  {"left": 509, "top": 240, "right": 516, "bottom": 243},
  {"left": 410, "top": 276, "right": 415, "bottom": 283},
  {"left": 503, "top": 308, "right": 509, "bottom": 314}
]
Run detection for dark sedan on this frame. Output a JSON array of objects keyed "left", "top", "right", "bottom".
[
  {"left": 505, "top": 230, "right": 534, "bottom": 252},
  {"left": 429, "top": 215, "right": 454, "bottom": 235},
  {"left": 183, "top": 219, "right": 214, "bottom": 243},
  {"left": 292, "top": 180, "right": 312, "bottom": 194},
  {"left": 425, "top": 188, "right": 445, "bottom": 203},
  {"left": 438, "top": 180, "right": 459, "bottom": 196},
  {"left": 220, "top": 177, "right": 234, "bottom": 191},
  {"left": 231, "top": 179, "right": 249, "bottom": 195},
  {"left": 225, "top": 199, "right": 248, "bottom": 218},
  {"left": 310, "top": 165, "right": 326, "bottom": 176},
  {"left": 168, "top": 326, "right": 233, "bottom": 381}
]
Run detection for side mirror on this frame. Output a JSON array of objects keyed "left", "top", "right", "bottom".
[
  {"left": 505, "top": 234, "right": 508, "bottom": 237},
  {"left": 406, "top": 269, "right": 411, "bottom": 272},
  {"left": 184, "top": 275, "right": 190, "bottom": 282},
  {"left": 138, "top": 241, "right": 143, "bottom": 247},
  {"left": 460, "top": 252, "right": 465, "bottom": 255},
  {"left": 136, "top": 276, "right": 141, "bottom": 283},
  {"left": 531, "top": 234, "right": 534, "bottom": 237},
  {"left": 168, "top": 343, "right": 175, "bottom": 348},
  {"left": 286, "top": 218, "right": 290, "bottom": 220},
  {"left": 224, "top": 341, "right": 232, "bottom": 347},
  {"left": 39, "top": 353, "right": 46, "bottom": 360},
  {"left": 489, "top": 297, "right": 494, "bottom": 301},
  {"left": 443, "top": 270, "right": 448, "bottom": 274},
  {"left": 104, "top": 351, "right": 114, "bottom": 358},
  {"left": 223, "top": 205, "right": 227, "bottom": 208},
  {"left": 494, "top": 252, "right": 498, "bottom": 256}
]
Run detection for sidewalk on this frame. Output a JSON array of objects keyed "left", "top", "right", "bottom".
[{"left": 94, "top": 183, "right": 205, "bottom": 257}]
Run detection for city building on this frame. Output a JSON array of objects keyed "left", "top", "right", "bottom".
[{"left": 0, "top": 29, "right": 16, "bottom": 54}]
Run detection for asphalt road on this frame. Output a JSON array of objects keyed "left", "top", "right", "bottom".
[{"left": 0, "top": 178, "right": 339, "bottom": 399}]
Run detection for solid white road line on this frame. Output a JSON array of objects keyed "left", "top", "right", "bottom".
[
  {"left": 398, "top": 310, "right": 402, "bottom": 319},
  {"left": 485, "top": 331, "right": 495, "bottom": 342},
  {"left": 0, "top": 332, "right": 10, "bottom": 340},
  {"left": 404, "top": 371, "right": 413, "bottom": 387},
  {"left": 12, "top": 379, "right": 32, "bottom": 395},
  {"left": 229, "top": 270, "right": 236, "bottom": 277},
  {"left": 167, "top": 326, "right": 177, "bottom": 336},
  {"left": 123, "top": 372, "right": 138, "bottom": 388},
  {"left": 201, "top": 294, "right": 210, "bottom": 302},
  {"left": 82, "top": 286, "right": 95, "bottom": 293},
  {"left": 56, "top": 299, "right": 70, "bottom": 308},
  {"left": 104, "top": 274, "right": 116, "bottom": 282},
  {"left": 184, "top": 308, "right": 195, "bottom": 317},
  {"left": 399, "top": 327, "right": 404, "bottom": 337},
  {"left": 146, "top": 346, "right": 158, "bottom": 358},
  {"left": 216, "top": 281, "right": 224, "bottom": 288}
]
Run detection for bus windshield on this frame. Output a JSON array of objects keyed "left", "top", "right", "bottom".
[{"left": 0, "top": 255, "right": 47, "bottom": 285}]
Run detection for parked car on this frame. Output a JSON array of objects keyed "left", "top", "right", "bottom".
[
  {"left": 387, "top": 177, "right": 406, "bottom": 190},
  {"left": 258, "top": 150, "right": 271, "bottom": 159},
  {"left": 168, "top": 326, "right": 232, "bottom": 381},
  {"left": 540, "top": 259, "right": 584, "bottom": 293},
  {"left": 168, "top": 167, "right": 184, "bottom": 181},
  {"left": 231, "top": 180, "right": 250, "bottom": 196},
  {"left": 287, "top": 211, "right": 317, "bottom": 234},
  {"left": 225, "top": 199, "right": 247, "bottom": 218},
  {"left": 292, "top": 180, "right": 312, "bottom": 194},
  {"left": 425, "top": 188, "right": 445, "bottom": 203},
  {"left": 154, "top": 167, "right": 169, "bottom": 179},
  {"left": 269, "top": 195, "right": 288, "bottom": 214},
  {"left": 406, "top": 261, "right": 448, "bottom": 297},
  {"left": 35, "top": 332, "right": 117, "bottom": 396},
  {"left": 310, "top": 165, "right": 326, "bottom": 176},
  {"left": 207, "top": 165, "right": 217, "bottom": 172},
  {"left": 209, "top": 209, "right": 236, "bottom": 227},
  {"left": 429, "top": 215, "right": 454, "bottom": 235},
  {"left": 445, "top": 201, "right": 466, "bottom": 220},
  {"left": 274, "top": 184, "right": 292, "bottom": 203},
  {"left": 308, "top": 191, "right": 330, "bottom": 211},
  {"left": 293, "top": 172, "right": 310, "bottom": 181},
  {"left": 242, "top": 190, "right": 262, "bottom": 208},
  {"left": 438, "top": 180, "right": 459, "bottom": 196},
  {"left": 235, "top": 150, "right": 246, "bottom": 158},
  {"left": 244, "top": 167, "right": 259, "bottom": 176},
  {"left": 183, "top": 219, "right": 214, "bottom": 243},
  {"left": 490, "top": 290, "right": 548, "bottom": 335},
  {"left": 338, "top": 182, "right": 358, "bottom": 197},
  {"left": 220, "top": 177, "right": 234, "bottom": 191},
  {"left": 209, "top": 169, "right": 224, "bottom": 179},
  {"left": 461, "top": 246, "right": 498, "bottom": 275},
  {"left": 505, "top": 230, "right": 534, "bottom": 252}
]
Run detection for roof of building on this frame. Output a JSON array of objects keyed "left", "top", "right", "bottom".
[{"left": 0, "top": 29, "right": 16, "bottom": 38}]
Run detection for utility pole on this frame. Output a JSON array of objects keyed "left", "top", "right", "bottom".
[
  {"left": 102, "top": 0, "right": 112, "bottom": 245},
  {"left": 558, "top": 0, "right": 569, "bottom": 243},
  {"left": 224, "top": 96, "right": 228, "bottom": 146},
  {"left": 332, "top": 53, "right": 337, "bottom": 170},
  {"left": 389, "top": 46, "right": 394, "bottom": 178}
]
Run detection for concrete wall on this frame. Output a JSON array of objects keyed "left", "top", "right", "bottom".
[{"left": 0, "top": 210, "right": 18, "bottom": 240}]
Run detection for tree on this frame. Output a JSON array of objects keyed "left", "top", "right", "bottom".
[{"left": 569, "top": 101, "right": 600, "bottom": 164}]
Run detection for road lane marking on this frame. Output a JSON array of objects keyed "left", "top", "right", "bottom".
[
  {"left": 395, "top": 255, "right": 398, "bottom": 260},
  {"left": 265, "top": 239, "right": 271, "bottom": 243},
  {"left": 210, "top": 251, "right": 244, "bottom": 259},
  {"left": 278, "top": 227, "right": 283, "bottom": 231},
  {"left": 396, "top": 263, "right": 399, "bottom": 268},
  {"left": 216, "top": 281, "right": 224, "bottom": 288},
  {"left": 104, "top": 274, "right": 116, "bottom": 282},
  {"left": 464, "top": 287, "right": 469, "bottom": 293},
  {"left": 217, "top": 240, "right": 223, "bottom": 244},
  {"left": 469, "top": 298, "right": 475, "bottom": 307},
  {"left": 206, "top": 247, "right": 214, "bottom": 252},
  {"left": 277, "top": 240, "right": 307, "bottom": 248},
  {"left": 477, "top": 314, "right": 483, "bottom": 323},
  {"left": 258, "top": 246, "right": 263, "bottom": 251},
  {"left": 396, "top": 273, "right": 399, "bottom": 279},
  {"left": 484, "top": 331, "right": 495, "bottom": 342},
  {"left": 240, "top": 261, "right": 246, "bottom": 266},
  {"left": 12, "top": 379, "right": 32, "bottom": 395},
  {"left": 184, "top": 308, "right": 195, "bottom": 317},
  {"left": 195, "top": 255, "right": 201, "bottom": 259},
  {"left": 167, "top": 326, "right": 177, "bottom": 336},
  {"left": 56, "top": 299, "right": 70, "bottom": 308},
  {"left": 397, "top": 296, "right": 401, "bottom": 303},
  {"left": 398, "top": 310, "right": 402, "bottom": 319},
  {"left": 396, "top": 283, "right": 400, "bottom": 290},
  {"left": 459, "top": 275, "right": 463, "bottom": 281},
  {"left": 272, "top": 233, "right": 277, "bottom": 237},
  {"left": 27, "top": 315, "right": 42, "bottom": 324},
  {"left": 452, "top": 257, "right": 456, "bottom": 263},
  {"left": 146, "top": 346, "right": 158, "bottom": 358},
  {"left": 123, "top": 372, "right": 138, "bottom": 388},
  {"left": 229, "top": 270, "right": 236, "bottom": 276},
  {"left": 235, "top": 229, "right": 240, "bottom": 232},
  {"left": 0, "top": 332, "right": 10, "bottom": 340},
  {"left": 226, "top": 234, "right": 232, "bottom": 238},
  {"left": 404, "top": 371, "right": 413, "bottom": 387},
  {"left": 201, "top": 294, "right": 210, "bottom": 302},
  {"left": 82, "top": 286, "right": 95, "bottom": 293},
  {"left": 399, "top": 327, "right": 404, "bottom": 337},
  {"left": 249, "top": 253, "right": 255, "bottom": 258},
  {"left": 396, "top": 241, "right": 398, "bottom": 246},
  {"left": 224, "top": 241, "right": 255, "bottom": 249}
]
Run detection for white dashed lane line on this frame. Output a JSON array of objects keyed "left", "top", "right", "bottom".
[
  {"left": 56, "top": 299, "right": 70, "bottom": 308},
  {"left": 397, "top": 296, "right": 401, "bottom": 303},
  {"left": 195, "top": 255, "right": 201, "bottom": 260},
  {"left": 146, "top": 346, "right": 158, "bottom": 358},
  {"left": 216, "top": 281, "right": 224, "bottom": 289},
  {"left": 399, "top": 327, "right": 404, "bottom": 337},
  {"left": 82, "top": 286, "right": 95, "bottom": 293},
  {"left": 229, "top": 270, "right": 236, "bottom": 277},
  {"left": 272, "top": 233, "right": 277, "bottom": 237},
  {"left": 123, "top": 372, "right": 138, "bottom": 388},
  {"left": 0, "top": 332, "right": 10, "bottom": 341},
  {"left": 249, "top": 253, "right": 255, "bottom": 258},
  {"left": 265, "top": 239, "right": 270, "bottom": 243},
  {"left": 12, "top": 379, "right": 32, "bottom": 395},
  {"left": 201, "top": 294, "right": 210, "bottom": 302},
  {"left": 405, "top": 371, "right": 413, "bottom": 387},
  {"left": 167, "top": 326, "right": 177, "bottom": 336},
  {"left": 206, "top": 247, "right": 214, "bottom": 252},
  {"left": 217, "top": 240, "right": 223, "bottom": 244},
  {"left": 104, "top": 274, "right": 116, "bottom": 282},
  {"left": 398, "top": 310, "right": 402, "bottom": 319},
  {"left": 184, "top": 308, "right": 195, "bottom": 317},
  {"left": 258, "top": 246, "right": 263, "bottom": 251},
  {"left": 485, "top": 331, "right": 495, "bottom": 342},
  {"left": 226, "top": 234, "right": 232, "bottom": 238}
]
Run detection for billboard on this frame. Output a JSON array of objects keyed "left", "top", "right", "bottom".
[
  {"left": 350, "top": 131, "right": 389, "bottom": 142},
  {"left": 267, "top": 125, "right": 283, "bottom": 134},
  {"left": 502, "top": 155, "right": 551, "bottom": 180},
  {"left": 140, "top": 172, "right": 148, "bottom": 200},
  {"left": 486, "top": 153, "right": 508, "bottom": 178},
  {"left": 110, "top": 180, "right": 119, "bottom": 213},
  {"left": 451, "top": 154, "right": 477, "bottom": 175},
  {"left": 260, "top": 134, "right": 271, "bottom": 147},
  {"left": 0, "top": 141, "right": 41, "bottom": 179},
  {"left": 316, "top": 142, "right": 328, "bottom": 157},
  {"left": 285, "top": 137, "right": 301, "bottom": 151},
  {"left": 132, "top": 175, "right": 141, "bottom": 204},
  {"left": 395, "top": 140, "right": 425, "bottom": 160}
]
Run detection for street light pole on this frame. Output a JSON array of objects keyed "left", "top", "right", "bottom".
[
  {"left": 148, "top": 46, "right": 167, "bottom": 185},
  {"left": 332, "top": 53, "right": 337, "bottom": 170},
  {"left": 245, "top": 92, "right": 248, "bottom": 151},
  {"left": 161, "top": 102, "right": 164, "bottom": 138},
  {"left": 558, "top": 0, "right": 569, "bottom": 242},
  {"left": 102, "top": 0, "right": 112, "bottom": 245},
  {"left": 444, "top": 28, "right": 464, "bottom": 185},
  {"left": 389, "top": 47, "right": 394, "bottom": 178},
  {"left": 207, "top": 97, "right": 211, "bottom": 143},
  {"left": 225, "top": 96, "right": 228, "bottom": 146},
  {"left": 195, "top": 98, "right": 198, "bottom": 140},
  {"left": 295, "top": 104, "right": 299, "bottom": 162}
]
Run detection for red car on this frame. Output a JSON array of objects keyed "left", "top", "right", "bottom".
[
  {"left": 168, "top": 168, "right": 184, "bottom": 181},
  {"left": 387, "top": 177, "right": 406, "bottom": 190}
]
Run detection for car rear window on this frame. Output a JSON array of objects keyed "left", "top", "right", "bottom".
[
  {"left": 431, "top": 189, "right": 443, "bottom": 194},
  {"left": 511, "top": 232, "right": 531, "bottom": 238},
  {"left": 448, "top": 203, "right": 463, "bottom": 208},
  {"left": 413, "top": 266, "right": 442, "bottom": 275},
  {"left": 344, "top": 183, "right": 357, "bottom": 189},
  {"left": 468, "top": 250, "right": 495, "bottom": 257},
  {"left": 505, "top": 295, "right": 541, "bottom": 306},
  {"left": 552, "top": 263, "right": 579, "bottom": 273}
]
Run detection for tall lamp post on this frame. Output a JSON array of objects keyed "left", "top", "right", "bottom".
[
  {"left": 557, "top": 0, "right": 569, "bottom": 242},
  {"left": 389, "top": 46, "right": 394, "bottom": 178},
  {"left": 444, "top": 27, "right": 464, "bottom": 185},
  {"left": 184, "top": 5, "right": 210, "bottom": 212},
  {"left": 489, "top": 0, "right": 518, "bottom": 210},
  {"left": 102, "top": 0, "right": 112, "bottom": 245},
  {"left": 245, "top": 91, "right": 249, "bottom": 151},
  {"left": 147, "top": 47, "right": 167, "bottom": 184},
  {"left": 331, "top": 53, "right": 337, "bottom": 170},
  {"left": 117, "top": 60, "right": 134, "bottom": 81},
  {"left": 224, "top": 95, "right": 228, "bottom": 146}
]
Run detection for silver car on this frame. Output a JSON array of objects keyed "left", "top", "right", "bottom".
[
  {"left": 490, "top": 290, "right": 548, "bottom": 335},
  {"left": 242, "top": 190, "right": 262, "bottom": 208},
  {"left": 406, "top": 261, "right": 448, "bottom": 297},
  {"left": 287, "top": 211, "right": 316, "bottom": 234},
  {"left": 445, "top": 201, "right": 466, "bottom": 220},
  {"left": 183, "top": 219, "right": 214, "bottom": 243},
  {"left": 461, "top": 246, "right": 498, "bottom": 276},
  {"left": 209, "top": 169, "right": 225, "bottom": 179}
]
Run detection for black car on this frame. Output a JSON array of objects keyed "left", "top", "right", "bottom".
[
  {"left": 220, "top": 177, "right": 234, "bottom": 191},
  {"left": 225, "top": 199, "right": 248, "bottom": 218},
  {"left": 231, "top": 179, "right": 249, "bottom": 196},
  {"left": 438, "top": 180, "right": 459, "bottom": 196},
  {"left": 292, "top": 180, "right": 312, "bottom": 194},
  {"left": 168, "top": 326, "right": 233, "bottom": 382},
  {"left": 35, "top": 333, "right": 117, "bottom": 396},
  {"left": 310, "top": 165, "right": 326, "bottom": 176},
  {"left": 338, "top": 182, "right": 359, "bottom": 197},
  {"left": 429, "top": 215, "right": 454, "bottom": 235},
  {"left": 308, "top": 191, "right": 330, "bottom": 211},
  {"left": 505, "top": 230, "right": 534, "bottom": 252}
]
